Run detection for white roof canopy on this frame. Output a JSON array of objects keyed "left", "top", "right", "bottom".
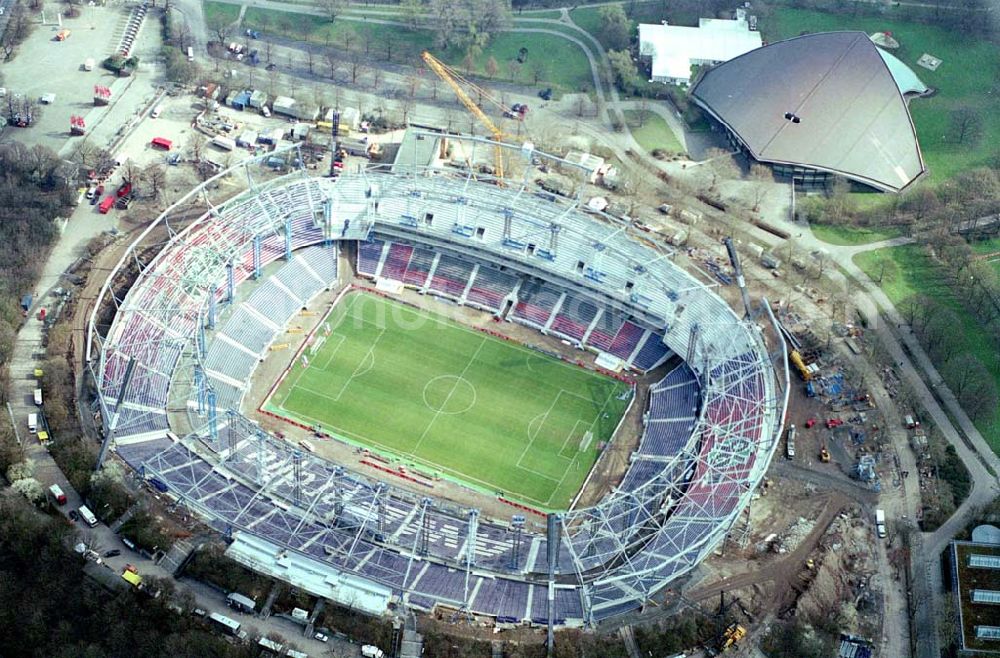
[{"left": 639, "top": 18, "right": 762, "bottom": 82}]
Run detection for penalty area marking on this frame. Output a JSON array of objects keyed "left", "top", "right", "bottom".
[
  {"left": 557, "top": 419, "right": 590, "bottom": 459},
  {"left": 296, "top": 328, "right": 384, "bottom": 404},
  {"left": 317, "top": 333, "right": 346, "bottom": 369}
]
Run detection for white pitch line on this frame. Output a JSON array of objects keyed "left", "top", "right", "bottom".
[{"left": 410, "top": 337, "right": 487, "bottom": 455}]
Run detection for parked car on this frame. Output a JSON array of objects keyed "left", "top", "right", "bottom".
[
  {"left": 68, "top": 510, "right": 79, "bottom": 521},
  {"left": 103, "top": 549, "right": 121, "bottom": 558},
  {"left": 314, "top": 632, "right": 329, "bottom": 643}
]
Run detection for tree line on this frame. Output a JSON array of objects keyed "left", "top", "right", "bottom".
[
  {"left": 0, "top": 143, "right": 74, "bottom": 401},
  {"left": 0, "top": 495, "right": 255, "bottom": 657}
]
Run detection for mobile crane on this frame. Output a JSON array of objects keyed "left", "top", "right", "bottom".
[{"left": 421, "top": 51, "right": 513, "bottom": 181}]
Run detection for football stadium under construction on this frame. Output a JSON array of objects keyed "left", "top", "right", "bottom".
[{"left": 85, "top": 138, "right": 789, "bottom": 640}]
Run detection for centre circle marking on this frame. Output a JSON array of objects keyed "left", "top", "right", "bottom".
[{"left": 422, "top": 375, "right": 477, "bottom": 415}]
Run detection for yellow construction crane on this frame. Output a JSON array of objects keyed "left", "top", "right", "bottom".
[{"left": 421, "top": 51, "right": 508, "bottom": 180}]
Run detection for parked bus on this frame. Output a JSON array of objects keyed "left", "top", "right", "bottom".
[
  {"left": 78, "top": 505, "right": 98, "bottom": 527},
  {"left": 48, "top": 484, "right": 67, "bottom": 505},
  {"left": 209, "top": 611, "right": 241, "bottom": 636},
  {"left": 150, "top": 136, "right": 172, "bottom": 150}
]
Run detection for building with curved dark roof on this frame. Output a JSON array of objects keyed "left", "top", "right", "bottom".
[{"left": 690, "top": 31, "right": 926, "bottom": 192}]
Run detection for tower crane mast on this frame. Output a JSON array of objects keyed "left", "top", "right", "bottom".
[{"left": 421, "top": 51, "right": 506, "bottom": 180}]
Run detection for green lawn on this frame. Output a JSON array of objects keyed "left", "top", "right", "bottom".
[
  {"left": 568, "top": 6, "right": 610, "bottom": 43},
  {"left": 767, "top": 8, "right": 1000, "bottom": 184},
  {"left": 267, "top": 293, "right": 631, "bottom": 509},
  {"left": 810, "top": 223, "right": 904, "bottom": 246},
  {"left": 971, "top": 237, "right": 1000, "bottom": 276},
  {"left": 623, "top": 109, "right": 684, "bottom": 154},
  {"left": 517, "top": 9, "right": 563, "bottom": 19},
  {"left": 970, "top": 237, "right": 1000, "bottom": 255},
  {"left": 215, "top": 3, "right": 594, "bottom": 95},
  {"left": 571, "top": 1, "right": 683, "bottom": 48},
  {"left": 854, "top": 246, "right": 1000, "bottom": 449},
  {"left": 203, "top": 1, "right": 241, "bottom": 26}
]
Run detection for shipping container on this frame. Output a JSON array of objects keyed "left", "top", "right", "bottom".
[
  {"left": 226, "top": 591, "right": 256, "bottom": 613},
  {"left": 211, "top": 135, "right": 236, "bottom": 151}
]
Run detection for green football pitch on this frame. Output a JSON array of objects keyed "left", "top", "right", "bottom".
[{"left": 266, "top": 293, "right": 632, "bottom": 510}]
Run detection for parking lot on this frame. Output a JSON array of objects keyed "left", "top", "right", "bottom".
[{"left": 0, "top": 1, "right": 162, "bottom": 157}]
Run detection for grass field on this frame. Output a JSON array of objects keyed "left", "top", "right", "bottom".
[
  {"left": 854, "top": 246, "right": 1000, "bottom": 449},
  {"left": 205, "top": 2, "right": 595, "bottom": 96},
  {"left": 266, "top": 293, "right": 632, "bottom": 509},
  {"left": 810, "top": 224, "right": 904, "bottom": 246},
  {"left": 623, "top": 109, "right": 684, "bottom": 154}
]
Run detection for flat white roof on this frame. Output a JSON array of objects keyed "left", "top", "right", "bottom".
[{"left": 639, "top": 19, "right": 762, "bottom": 81}]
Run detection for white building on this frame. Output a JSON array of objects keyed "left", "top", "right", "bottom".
[{"left": 638, "top": 14, "right": 761, "bottom": 86}]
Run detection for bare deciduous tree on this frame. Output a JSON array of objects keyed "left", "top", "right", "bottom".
[
  {"left": 948, "top": 106, "right": 984, "bottom": 146},
  {"left": 317, "top": 0, "right": 347, "bottom": 22},
  {"left": 142, "top": 163, "right": 167, "bottom": 200}
]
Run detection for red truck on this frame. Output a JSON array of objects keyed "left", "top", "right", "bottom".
[
  {"left": 98, "top": 195, "right": 115, "bottom": 214},
  {"left": 49, "top": 484, "right": 67, "bottom": 505}
]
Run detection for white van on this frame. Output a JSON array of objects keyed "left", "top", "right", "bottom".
[
  {"left": 78, "top": 505, "right": 98, "bottom": 527},
  {"left": 27, "top": 413, "right": 37, "bottom": 433},
  {"left": 33, "top": 388, "right": 42, "bottom": 406},
  {"left": 187, "top": 46, "right": 194, "bottom": 62},
  {"left": 151, "top": 104, "right": 163, "bottom": 118}
]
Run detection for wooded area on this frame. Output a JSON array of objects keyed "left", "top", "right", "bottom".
[
  {"left": 0, "top": 496, "right": 251, "bottom": 657},
  {"left": 0, "top": 143, "right": 74, "bottom": 400}
]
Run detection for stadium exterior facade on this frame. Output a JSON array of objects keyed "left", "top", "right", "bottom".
[{"left": 87, "top": 142, "right": 788, "bottom": 629}]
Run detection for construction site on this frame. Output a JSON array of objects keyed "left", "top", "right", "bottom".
[{"left": 0, "top": 0, "right": 995, "bottom": 656}]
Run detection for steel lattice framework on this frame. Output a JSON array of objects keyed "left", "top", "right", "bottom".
[{"left": 87, "top": 139, "right": 789, "bottom": 628}]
